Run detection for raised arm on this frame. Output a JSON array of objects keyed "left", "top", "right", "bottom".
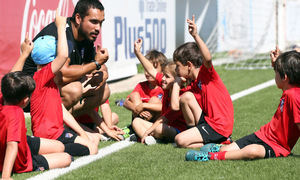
[
  {"left": 187, "top": 15, "right": 212, "bottom": 69},
  {"left": 134, "top": 38, "right": 158, "bottom": 79},
  {"left": 270, "top": 46, "right": 280, "bottom": 67},
  {"left": 51, "top": 9, "right": 68, "bottom": 75},
  {"left": 10, "top": 33, "right": 33, "bottom": 72}
]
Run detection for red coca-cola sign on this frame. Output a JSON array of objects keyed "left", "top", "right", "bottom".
[{"left": 0, "top": 0, "right": 102, "bottom": 86}]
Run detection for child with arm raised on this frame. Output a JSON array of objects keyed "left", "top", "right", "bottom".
[
  {"left": 132, "top": 39, "right": 187, "bottom": 145},
  {"left": 186, "top": 48, "right": 300, "bottom": 162},
  {"left": 30, "top": 11, "right": 98, "bottom": 156},
  {"left": 173, "top": 15, "right": 234, "bottom": 148}
]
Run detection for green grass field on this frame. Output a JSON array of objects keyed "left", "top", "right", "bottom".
[{"left": 12, "top": 66, "right": 300, "bottom": 180}]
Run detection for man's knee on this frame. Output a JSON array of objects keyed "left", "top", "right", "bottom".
[{"left": 61, "top": 82, "right": 83, "bottom": 108}]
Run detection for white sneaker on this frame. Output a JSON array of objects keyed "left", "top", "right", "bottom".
[
  {"left": 145, "top": 136, "right": 157, "bottom": 145},
  {"left": 100, "top": 134, "right": 111, "bottom": 142}
]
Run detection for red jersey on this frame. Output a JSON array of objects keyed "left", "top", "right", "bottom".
[
  {"left": 0, "top": 96, "right": 33, "bottom": 173},
  {"left": 130, "top": 81, "right": 163, "bottom": 102},
  {"left": 189, "top": 65, "right": 234, "bottom": 138},
  {"left": 31, "top": 63, "right": 64, "bottom": 139},
  {"left": 255, "top": 87, "right": 300, "bottom": 157},
  {"left": 155, "top": 73, "right": 187, "bottom": 132}
]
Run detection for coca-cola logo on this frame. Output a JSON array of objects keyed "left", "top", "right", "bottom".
[{"left": 21, "top": 0, "right": 76, "bottom": 43}]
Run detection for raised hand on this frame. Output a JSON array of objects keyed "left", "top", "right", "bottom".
[
  {"left": 55, "top": 8, "right": 67, "bottom": 27},
  {"left": 20, "top": 32, "right": 34, "bottom": 56},
  {"left": 187, "top": 15, "right": 197, "bottom": 37},
  {"left": 134, "top": 38, "right": 143, "bottom": 53},
  {"left": 270, "top": 46, "right": 280, "bottom": 67}
]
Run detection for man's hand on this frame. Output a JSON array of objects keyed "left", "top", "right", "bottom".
[{"left": 94, "top": 44, "right": 109, "bottom": 65}]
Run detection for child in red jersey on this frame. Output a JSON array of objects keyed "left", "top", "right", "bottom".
[
  {"left": 123, "top": 50, "right": 166, "bottom": 123},
  {"left": 173, "top": 15, "right": 234, "bottom": 148},
  {"left": 29, "top": 11, "right": 98, "bottom": 156},
  {"left": 131, "top": 39, "right": 188, "bottom": 145},
  {"left": 186, "top": 47, "right": 300, "bottom": 161},
  {"left": 0, "top": 35, "right": 71, "bottom": 179}
]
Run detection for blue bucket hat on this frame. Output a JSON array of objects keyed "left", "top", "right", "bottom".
[{"left": 31, "top": 35, "right": 57, "bottom": 65}]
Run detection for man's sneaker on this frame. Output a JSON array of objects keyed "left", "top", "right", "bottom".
[
  {"left": 200, "top": 143, "right": 223, "bottom": 153},
  {"left": 186, "top": 150, "right": 210, "bottom": 161},
  {"left": 145, "top": 136, "right": 162, "bottom": 145}
]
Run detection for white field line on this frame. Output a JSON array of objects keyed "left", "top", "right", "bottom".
[
  {"left": 27, "top": 79, "right": 275, "bottom": 180},
  {"left": 27, "top": 140, "right": 135, "bottom": 180},
  {"left": 230, "top": 79, "right": 275, "bottom": 101}
]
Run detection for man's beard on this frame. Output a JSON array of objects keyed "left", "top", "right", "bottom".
[{"left": 78, "top": 24, "right": 97, "bottom": 42}]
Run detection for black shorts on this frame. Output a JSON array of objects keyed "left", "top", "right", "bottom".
[
  {"left": 27, "top": 136, "right": 40, "bottom": 155},
  {"left": 32, "top": 155, "right": 49, "bottom": 171},
  {"left": 56, "top": 129, "right": 78, "bottom": 144},
  {"left": 196, "top": 113, "right": 227, "bottom": 144},
  {"left": 235, "top": 133, "right": 276, "bottom": 158},
  {"left": 26, "top": 136, "right": 49, "bottom": 171}
]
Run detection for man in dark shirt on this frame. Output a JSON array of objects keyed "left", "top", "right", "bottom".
[{"left": 23, "top": 0, "right": 110, "bottom": 118}]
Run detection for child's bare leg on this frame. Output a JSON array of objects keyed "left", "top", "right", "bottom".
[
  {"left": 180, "top": 92, "right": 202, "bottom": 126},
  {"left": 111, "top": 112, "right": 119, "bottom": 125},
  {"left": 39, "top": 138, "right": 65, "bottom": 154},
  {"left": 43, "top": 153, "right": 72, "bottom": 169},
  {"left": 85, "top": 131, "right": 101, "bottom": 147},
  {"left": 221, "top": 144, "right": 266, "bottom": 160},
  {"left": 153, "top": 122, "right": 178, "bottom": 142},
  {"left": 147, "top": 96, "right": 162, "bottom": 122},
  {"left": 175, "top": 127, "right": 204, "bottom": 148},
  {"left": 132, "top": 117, "right": 153, "bottom": 138}
]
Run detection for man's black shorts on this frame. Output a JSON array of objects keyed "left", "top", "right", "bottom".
[
  {"left": 196, "top": 113, "right": 227, "bottom": 144},
  {"left": 235, "top": 133, "right": 276, "bottom": 158}
]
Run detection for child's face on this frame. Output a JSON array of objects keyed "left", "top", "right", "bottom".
[
  {"left": 175, "top": 61, "right": 189, "bottom": 78},
  {"left": 144, "top": 62, "right": 162, "bottom": 82},
  {"left": 162, "top": 71, "right": 175, "bottom": 90},
  {"left": 275, "top": 71, "right": 285, "bottom": 89}
]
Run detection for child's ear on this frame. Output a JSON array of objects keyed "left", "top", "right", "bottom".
[
  {"left": 20, "top": 97, "right": 30, "bottom": 109},
  {"left": 187, "top": 61, "right": 194, "bottom": 69}
]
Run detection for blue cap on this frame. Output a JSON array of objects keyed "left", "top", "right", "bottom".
[{"left": 31, "top": 36, "right": 57, "bottom": 65}]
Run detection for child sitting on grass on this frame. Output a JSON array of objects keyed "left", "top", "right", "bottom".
[
  {"left": 0, "top": 34, "right": 71, "bottom": 179},
  {"left": 123, "top": 49, "right": 167, "bottom": 135},
  {"left": 132, "top": 39, "right": 188, "bottom": 145},
  {"left": 186, "top": 47, "right": 300, "bottom": 161},
  {"left": 29, "top": 11, "right": 98, "bottom": 156},
  {"left": 173, "top": 15, "right": 234, "bottom": 148}
]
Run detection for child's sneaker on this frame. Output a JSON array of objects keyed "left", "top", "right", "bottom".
[
  {"left": 145, "top": 136, "right": 161, "bottom": 145},
  {"left": 100, "top": 134, "right": 111, "bottom": 142},
  {"left": 129, "top": 134, "right": 138, "bottom": 141},
  {"left": 200, "top": 143, "right": 223, "bottom": 153},
  {"left": 115, "top": 99, "right": 125, "bottom": 106},
  {"left": 186, "top": 150, "right": 210, "bottom": 161}
]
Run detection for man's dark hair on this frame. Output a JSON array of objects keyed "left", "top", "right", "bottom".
[
  {"left": 71, "top": 0, "right": 104, "bottom": 21},
  {"left": 173, "top": 42, "right": 203, "bottom": 68},
  {"left": 274, "top": 50, "right": 300, "bottom": 85},
  {"left": 1, "top": 71, "right": 35, "bottom": 105}
]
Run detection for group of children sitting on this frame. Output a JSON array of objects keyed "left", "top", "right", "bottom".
[{"left": 1, "top": 12, "right": 300, "bottom": 179}]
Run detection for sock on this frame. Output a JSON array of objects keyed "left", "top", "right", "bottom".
[
  {"left": 64, "top": 143, "right": 90, "bottom": 156},
  {"left": 209, "top": 151, "right": 227, "bottom": 160}
]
